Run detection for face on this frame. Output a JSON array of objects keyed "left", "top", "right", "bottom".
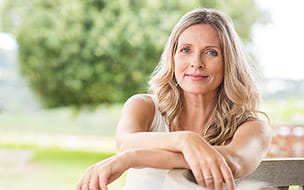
[{"left": 174, "top": 24, "right": 224, "bottom": 96}]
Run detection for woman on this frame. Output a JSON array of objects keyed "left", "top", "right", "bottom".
[{"left": 76, "top": 8, "right": 272, "bottom": 190}]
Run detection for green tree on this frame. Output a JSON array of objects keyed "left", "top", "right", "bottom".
[{"left": 0, "top": 0, "right": 267, "bottom": 108}]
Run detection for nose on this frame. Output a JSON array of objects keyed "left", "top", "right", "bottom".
[{"left": 191, "top": 54, "right": 204, "bottom": 69}]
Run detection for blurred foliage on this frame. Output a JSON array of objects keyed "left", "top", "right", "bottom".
[
  {"left": 1, "top": 0, "right": 267, "bottom": 108},
  {"left": 261, "top": 98, "right": 304, "bottom": 126}
]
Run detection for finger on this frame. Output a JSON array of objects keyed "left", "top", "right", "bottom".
[
  {"left": 202, "top": 170, "right": 214, "bottom": 189},
  {"left": 220, "top": 165, "right": 235, "bottom": 190},
  {"left": 80, "top": 176, "right": 91, "bottom": 190},
  {"left": 76, "top": 173, "right": 88, "bottom": 190},
  {"left": 210, "top": 167, "right": 224, "bottom": 190},
  {"left": 191, "top": 167, "right": 205, "bottom": 187},
  {"left": 99, "top": 182, "right": 108, "bottom": 190},
  {"left": 78, "top": 166, "right": 94, "bottom": 190},
  {"left": 89, "top": 175, "right": 100, "bottom": 190},
  {"left": 81, "top": 181, "right": 90, "bottom": 190},
  {"left": 76, "top": 182, "right": 82, "bottom": 190},
  {"left": 99, "top": 175, "right": 109, "bottom": 190},
  {"left": 101, "top": 185, "right": 108, "bottom": 190},
  {"left": 76, "top": 178, "right": 88, "bottom": 190}
]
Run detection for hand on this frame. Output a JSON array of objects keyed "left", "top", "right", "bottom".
[
  {"left": 76, "top": 151, "right": 132, "bottom": 190},
  {"left": 180, "top": 132, "right": 235, "bottom": 190}
]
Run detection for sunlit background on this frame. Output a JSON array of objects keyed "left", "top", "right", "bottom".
[
  {"left": 0, "top": 0, "right": 303, "bottom": 190},
  {"left": 254, "top": 0, "right": 304, "bottom": 80}
]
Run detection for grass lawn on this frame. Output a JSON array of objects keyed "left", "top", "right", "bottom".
[
  {"left": 0, "top": 106, "right": 125, "bottom": 189},
  {"left": 0, "top": 144, "right": 126, "bottom": 190}
]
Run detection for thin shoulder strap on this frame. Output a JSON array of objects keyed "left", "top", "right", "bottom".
[{"left": 148, "top": 94, "right": 169, "bottom": 132}]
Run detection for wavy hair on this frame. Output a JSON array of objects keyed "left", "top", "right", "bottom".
[{"left": 148, "top": 8, "right": 262, "bottom": 145}]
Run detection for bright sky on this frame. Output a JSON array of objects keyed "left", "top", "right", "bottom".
[
  {"left": 253, "top": 0, "right": 304, "bottom": 80},
  {"left": 0, "top": 32, "right": 17, "bottom": 50}
]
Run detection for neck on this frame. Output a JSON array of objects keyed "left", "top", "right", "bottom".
[{"left": 181, "top": 92, "right": 217, "bottom": 133}]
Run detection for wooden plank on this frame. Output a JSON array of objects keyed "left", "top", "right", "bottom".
[
  {"left": 277, "top": 187, "right": 289, "bottom": 190},
  {"left": 164, "top": 158, "right": 304, "bottom": 189},
  {"left": 164, "top": 169, "right": 277, "bottom": 190},
  {"left": 239, "top": 158, "right": 304, "bottom": 186}
]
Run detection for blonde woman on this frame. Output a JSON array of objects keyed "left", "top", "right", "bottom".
[{"left": 76, "top": 8, "right": 272, "bottom": 190}]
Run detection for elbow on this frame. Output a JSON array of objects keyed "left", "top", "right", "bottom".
[
  {"left": 226, "top": 154, "right": 243, "bottom": 179},
  {"left": 221, "top": 150, "right": 256, "bottom": 179},
  {"left": 232, "top": 161, "right": 249, "bottom": 179},
  {"left": 227, "top": 157, "right": 249, "bottom": 179},
  {"left": 233, "top": 156, "right": 263, "bottom": 179}
]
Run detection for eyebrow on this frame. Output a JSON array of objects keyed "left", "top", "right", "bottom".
[{"left": 177, "top": 43, "right": 221, "bottom": 50}]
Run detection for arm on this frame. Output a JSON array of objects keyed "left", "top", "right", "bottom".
[
  {"left": 215, "top": 120, "right": 272, "bottom": 178},
  {"left": 117, "top": 95, "right": 270, "bottom": 190},
  {"left": 117, "top": 95, "right": 271, "bottom": 178},
  {"left": 168, "top": 120, "right": 271, "bottom": 190},
  {"left": 76, "top": 95, "right": 190, "bottom": 190},
  {"left": 76, "top": 148, "right": 189, "bottom": 190},
  {"left": 82, "top": 95, "right": 269, "bottom": 190},
  {"left": 115, "top": 95, "right": 235, "bottom": 189},
  {"left": 129, "top": 148, "right": 189, "bottom": 169}
]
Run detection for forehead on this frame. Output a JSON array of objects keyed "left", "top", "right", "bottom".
[{"left": 177, "top": 24, "right": 220, "bottom": 46}]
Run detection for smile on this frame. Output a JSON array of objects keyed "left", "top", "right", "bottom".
[{"left": 185, "top": 73, "right": 208, "bottom": 81}]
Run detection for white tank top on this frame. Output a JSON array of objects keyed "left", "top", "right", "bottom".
[{"left": 123, "top": 95, "right": 170, "bottom": 190}]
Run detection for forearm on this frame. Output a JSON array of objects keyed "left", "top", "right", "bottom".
[
  {"left": 127, "top": 148, "right": 189, "bottom": 170},
  {"left": 116, "top": 132, "right": 186, "bottom": 153}
]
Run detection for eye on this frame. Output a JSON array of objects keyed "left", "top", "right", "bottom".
[
  {"left": 205, "top": 50, "right": 218, "bottom": 56},
  {"left": 181, "top": 48, "right": 190, "bottom": 53}
]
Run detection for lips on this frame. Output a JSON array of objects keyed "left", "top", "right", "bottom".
[{"left": 185, "top": 73, "right": 208, "bottom": 81}]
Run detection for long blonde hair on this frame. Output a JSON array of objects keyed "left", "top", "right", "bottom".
[{"left": 148, "top": 8, "right": 261, "bottom": 145}]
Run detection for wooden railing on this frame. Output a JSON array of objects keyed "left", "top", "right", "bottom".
[
  {"left": 238, "top": 158, "right": 304, "bottom": 189},
  {"left": 164, "top": 158, "right": 304, "bottom": 189}
]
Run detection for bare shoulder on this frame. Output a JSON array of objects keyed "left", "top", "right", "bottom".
[
  {"left": 125, "top": 94, "right": 154, "bottom": 107},
  {"left": 117, "top": 94, "right": 155, "bottom": 133},
  {"left": 123, "top": 94, "right": 155, "bottom": 114},
  {"left": 237, "top": 120, "right": 272, "bottom": 137}
]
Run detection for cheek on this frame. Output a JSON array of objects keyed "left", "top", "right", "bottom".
[
  {"left": 209, "top": 58, "right": 224, "bottom": 74},
  {"left": 208, "top": 60, "right": 224, "bottom": 82},
  {"left": 174, "top": 65, "right": 182, "bottom": 81},
  {"left": 215, "top": 64, "right": 224, "bottom": 82},
  {"left": 174, "top": 64, "right": 185, "bottom": 84},
  {"left": 174, "top": 55, "right": 184, "bottom": 73}
]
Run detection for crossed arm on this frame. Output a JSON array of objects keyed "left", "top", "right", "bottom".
[{"left": 76, "top": 95, "right": 272, "bottom": 190}]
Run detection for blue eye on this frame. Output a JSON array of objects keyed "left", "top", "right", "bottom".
[
  {"left": 206, "top": 50, "right": 218, "bottom": 56},
  {"left": 181, "top": 48, "right": 190, "bottom": 53}
]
